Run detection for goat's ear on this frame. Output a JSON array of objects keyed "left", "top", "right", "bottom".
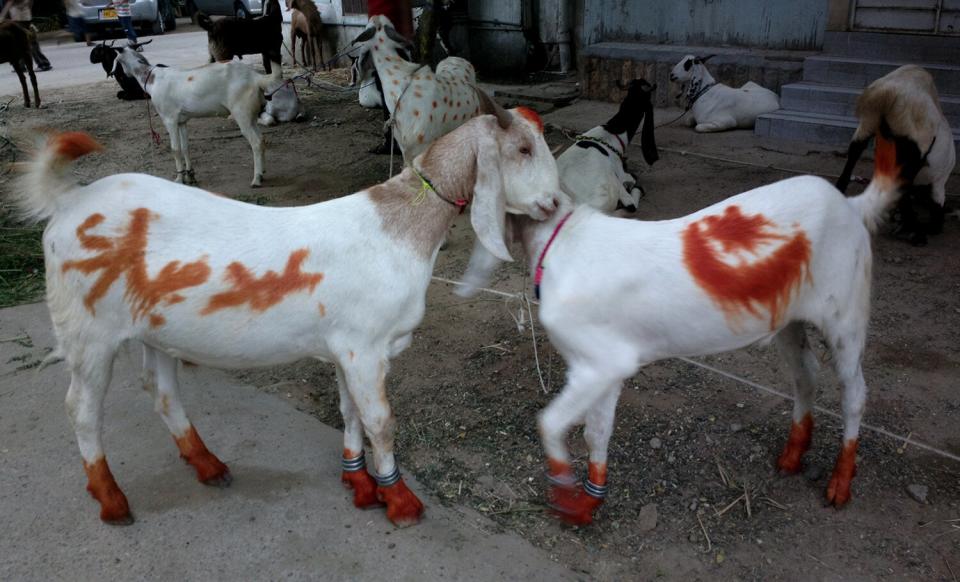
[
  {"left": 457, "top": 225, "right": 512, "bottom": 297},
  {"left": 475, "top": 86, "right": 512, "bottom": 130},
  {"left": 640, "top": 94, "right": 659, "bottom": 166},
  {"left": 700, "top": 54, "right": 715, "bottom": 63},
  {"left": 470, "top": 123, "right": 512, "bottom": 262},
  {"left": 352, "top": 27, "right": 375, "bottom": 44},
  {"left": 383, "top": 24, "right": 412, "bottom": 49}
]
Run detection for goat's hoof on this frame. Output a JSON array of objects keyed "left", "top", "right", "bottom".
[
  {"left": 103, "top": 513, "right": 136, "bottom": 526},
  {"left": 201, "top": 470, "right": 233, "bottom": 488},
  {"left": 548, "top": 484, "right": 602, "bottom": 526},
  {"left": 250, "top": 177, "right": 263, "bottom": 188},
  {"left": 342, "top": 469, "right": 384, "bottom": 509},
  {"left": 377, "top": 478, "right": 424, "bottom": 527}
]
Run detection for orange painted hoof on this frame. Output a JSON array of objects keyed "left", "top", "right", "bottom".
[
  {"left": 174, "top": 426, "right": 231, "bottom": 487},
  {"left": 84, "top": 457, "right": 133, "bottom": 525},
  {"left": 825, "top": 439, "right": 858, "bottom": 508},
  {"left": 377, "top": 478, "right": 424, "bottom": 527},
  {"left": 548, "top": 485, "right": 603, "bottom": 526},
  {"left": 777, "top": 413, "right": 813, "bottom": 475},
  {"left": 342, "top": 469, "right": 383, "bottom": 509}
]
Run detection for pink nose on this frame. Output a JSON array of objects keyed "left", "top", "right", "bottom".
[{"left": 537, "top": 197, "right": 560, "bottom": 216}]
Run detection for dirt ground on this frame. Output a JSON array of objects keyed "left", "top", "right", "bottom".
[{"left": 1, "top": 73, "right": 959, "bottom": 581}]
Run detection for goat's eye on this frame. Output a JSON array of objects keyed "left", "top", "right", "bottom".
[{"left": 519, "top": 146, "right": 531, "bottom": 156}]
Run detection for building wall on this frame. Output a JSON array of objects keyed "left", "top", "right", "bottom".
[{"left": 582, "top": 0, "right": 831, "bottom": 50}]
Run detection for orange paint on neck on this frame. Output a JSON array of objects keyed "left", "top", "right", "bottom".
[
  {"left": 174, "top": 425, "right": 230, "bottom": 485},
  {"left": 83, "top": 456, "right": 131, "bottom": 523},
  {"left": 776, "top": 412, "right": 813, "bottom": 474},
  {"left": 202, "top": 248, "right": 323, "bottom": 315},
  {"left": 683, "top": 205, "right": 812, "bottom": 330},
  {"left": 515, "top": 106, "right": 543, "bottom": 133},
  {"left": 62, "top": 209, "right": 211, "bottom": 324}
]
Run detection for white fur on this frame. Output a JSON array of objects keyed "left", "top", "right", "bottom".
[
  {"left": 670, "top": 54, "right": 780, "bottom": 133},
  {"left": 258, "top": 79, "right": 305, "bottom": 126},
  {"left": 460, "top": 158, "right": 913, "bottom": 514},
  {"left": 115, "top": 49, "right": 280, "bottom": 187},
  {"left": 556, "top": 126, "right": 641, "bottom": 213},
  {"left": 17, "top": 112, "right": 559, "bottom": 525},
  {"left": 352, "top": 15, "right": 482, "bottom": 163}
]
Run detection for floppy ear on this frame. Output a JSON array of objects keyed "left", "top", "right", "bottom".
[
  {"left": 470, "top": 125, "right": 512, "bottom": 262},
  {"left": 352, "top": 27, "right": 375, "bottom": 44},
  {"left": 700, "top": 54, "right": 715, "bottom": 63},
  {"left": 640, "top": 94, "right": 659, "bottom": 165},
  {"left": 384, "top": 24, "right": 412, "bottom": 49}
]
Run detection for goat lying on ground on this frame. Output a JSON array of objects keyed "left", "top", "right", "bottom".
[
  {"left": 258, "top": 79, "right": 305, "bottom": 126},
  {"left": 197, "top": 0, "right": 282, "bottom": 75},
  {"left": 288, "top": 0, "right": 325, "bottom": 69},
  {"left": 349, "top": 38, "right": 410, "bottom": 154},
  {"left": 13, "top": 98, "right": 559, "bottom": 527},
  {"left": 557, "top": 79, "right": 658, "bottom": 213},
  {"left": 835, "top": 65, "right": 956, "bottom": 245},
  {"left": 670, "top": 54, "right": 779, "bottom": 133},
  {"left": 0, "top": 22, "right": 39, "bottom": 108},
  {"left": 352, "top": 15, "right": 484, "bottom": 163},
  {"left": 115, "top": 47, "right": 280, "bottom": 187},
  {"left": 459, "top": 118, "right": 926, "bottom": 525},
  {"left": 89, "top": 41, "right": 149, "bottom": 100}
]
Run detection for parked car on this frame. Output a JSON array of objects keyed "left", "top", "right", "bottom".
[
  {"left": 79, "top": 0, "right": 178, "bottom": 36},
  {"left": 185, "top": 0, "right": 263, "bottom": 20}
]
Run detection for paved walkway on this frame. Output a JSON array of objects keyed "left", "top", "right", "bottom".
[{"left": 0, "top": 303, "right": 577, "bottom": 581}]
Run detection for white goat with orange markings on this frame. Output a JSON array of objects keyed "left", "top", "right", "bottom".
[
  {"left": 458, "top": 117, "right": 927, "bottom": 525},
  {"left": 113, "top": 47, "right": 280, "bottom": 188},
  {"left": 13, "top": 95, "right": 560, "bottom": 527}
]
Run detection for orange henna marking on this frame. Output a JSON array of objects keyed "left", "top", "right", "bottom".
[
  {"left": 515, "top": 106, "right": 544, "bottom": 132},
  {"left": 318, "top": 302, "right": 326, "bottom": 317},
  {"left": 174, "top": 425, "right": 231, "bottom": 485},
  {"left": 777, "top": 413, "right": 813, "bottom": 474},
  {"left": 83, "top": 457, "right": 132, "bottom": 524},
  {"left": 874, "top": 132, "right": 897, "bottom": 179},
  {"left": 826, "top": 439, "right": 858, "bottom": 508},
  {"left": 149, "top": 314, "right": 166, "bottom": 328},
  {"left": 62, "top": 208, "right": 211, "bottom": 323},
  {"left": 202, "top": 248, "right": 323, "bottom": 315},
  {"left": 417, "top": 133, "right": 424, "bottom": 143},
  {"left": 341, "top": 448, "right": 382, "bottom": 508},
  {"left": 187, "top": 75, "right": 194, "bottom": 81},
  {"left": 683, "top": 205, "right": 812, "bottom": 330},
  {"left": 587, "top": 461, "right": 607, "bottom": 486},
  {"left": 547, "top": 457, "right": 572, "bottom": 479},
  {"left": 545, "top": 458, "right": 603, "bottom": 526},
  {"left": 52, "top": 132, "right": 103, "bottom": 161},
  {"left": 377, "top": 478, "right": 424, "bottom": 527}
]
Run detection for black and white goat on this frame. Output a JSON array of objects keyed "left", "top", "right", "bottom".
[
  {"left": 89, "top": 40, "right": 149, "bottom": 101},
  {"left": 197, "top": 0, "right": 282, "bottom": 75},
  {"left": 459, "top": 117, "right": 927, "bottom": 525},
  {"left": 670, "top": 54, "right": 779, "bottom": 132},
  {"left": 835, "top": 65, "right": 956, "bottom": 245},
  {"left": 115, "top": 47, "right": 280, "bottom": 186},
  {"left": 556, "top": 79, "right": 658, "bottom": 213}
]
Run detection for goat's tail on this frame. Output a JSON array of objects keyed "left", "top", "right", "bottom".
[
  {"left": 258, "top": 63, "right": 283, "bottom": 90},
  {"left": 11, "top": 132, "right": 103, "bottom": 224},
  {"left": 847, "top": 120, "right": 925, "bottom": 233}
]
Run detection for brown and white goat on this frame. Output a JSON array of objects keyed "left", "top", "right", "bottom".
[
  {"left": 12, "top": 97, "right": 560, "bottom": 527},
  {"left": 288, "top": 0, "right": 325, "bottom": 69},
  {"left": 0, "top": 22, "right": 39, "bottom": 108}
]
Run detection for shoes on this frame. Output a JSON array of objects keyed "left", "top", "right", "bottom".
[{"left": 37, "top": 64, "right": 52, "bottom": 71}]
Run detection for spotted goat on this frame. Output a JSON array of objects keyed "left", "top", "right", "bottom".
[
  {"left": 458, "top": 116, "right": 927, "bottom": 525},
  {"left": 13, "top": 95, "right": 560, "bottom": 527},
  {"left": 351, "top": 14, "right": 484, "bottom": 163}
]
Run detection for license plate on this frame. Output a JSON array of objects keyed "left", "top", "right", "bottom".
[{"left": 99, "top": 8, "right": 118, "bottom": 20}]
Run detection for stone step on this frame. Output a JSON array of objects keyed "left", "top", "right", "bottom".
[
  {"left": 823, "top": 31, "right": 960, "bottom": 66},
  {"left": 754, "top": 109, "right": 960, "bottom": 147},
  {"left": 780, "top": 82, "right": 960, "bottom": 126},
  {"left": 803, "top": 56, "right": 960, "bottom": 93}
]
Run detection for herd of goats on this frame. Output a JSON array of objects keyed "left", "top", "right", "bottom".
[{"left": 1, "top": 8, "right": 956, "bottom": 530}]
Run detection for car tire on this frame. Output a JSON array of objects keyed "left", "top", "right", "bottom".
[
  {"left": 165, "top": 1, "right": 177, "bottom": 31},
  {"left": 235, "top": 2, "right": 249, "bottom": 19},
  {"left": 151, "top": 4, "right": 167, "bottom": 35}
]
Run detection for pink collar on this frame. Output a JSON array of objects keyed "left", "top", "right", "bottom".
[
  {"left": 612, "top": 133, "right": 625, "bottom": 153},
  {"left": 534, "top": 211, "right": 574, "bottom": 299}
]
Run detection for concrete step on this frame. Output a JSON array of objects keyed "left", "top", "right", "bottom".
[
  {"left": 754, "top": 109, "right": 960, "bottom": 147},
  {"left": 803, "top": 56, "right": 960, "bottom": 93},
  {"left": 823, "top": 31, "right": 960, "bottom": 66},
  {"left": 780, "top": 82, "right": 960, "bottom": 127}
]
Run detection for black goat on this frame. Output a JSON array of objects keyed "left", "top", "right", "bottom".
[
  {"left": 0, "top": 22, "right": 39, "bottom": 108},
  {"left": 197, "top": 0, "right": 282, "bottom": 75},
  {"left": 89, "top": 41, "right": 149, "bottom": 101}
]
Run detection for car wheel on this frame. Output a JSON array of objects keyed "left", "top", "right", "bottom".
[
  {"left": 151, "top": 3, "right": 167, "bottom": 35},
  {"left": 235, "top": 2, "right": 249, "bottom": 19},
  {"left": 165, "top": 1, "right": 177, "bottom": 30}
]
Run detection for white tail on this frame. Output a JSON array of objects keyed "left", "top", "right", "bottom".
[
  {"left": 12, "top": 132, "right": 103, "bottom": 224},
  {"left": 847, "top": 132, "right": 904, "bottom": 233}
]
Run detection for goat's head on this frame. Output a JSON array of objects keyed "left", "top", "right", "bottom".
[
  {"left": 669, "top": 54, "right": 712, "bottom": 83},
  {"left": 351, "top": 14, "right": 413, "bottom": 53},
  {"left": 418, "top": 90, "right": 560, "bottom": 261},
  {"left": 89, "top": 44, "right": 119, "bottom": 78},
  {"left": 113, "top": 45, "right": 152, "bottom": 73}
]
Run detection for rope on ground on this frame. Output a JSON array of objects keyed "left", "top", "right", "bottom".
[{"left": 429, "top": 275, "right": 960, "bottom": 464}]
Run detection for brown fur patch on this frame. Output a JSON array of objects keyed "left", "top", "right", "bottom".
[
  {"left": 202, "top": 248, "right": 323, "bottom": 314},
  {"left": 62, "top": 209, "right": 211, "bottom": 323}
]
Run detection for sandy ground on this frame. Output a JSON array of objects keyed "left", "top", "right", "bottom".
[{"left": 0, "top": 72, "right": 958, "bottom": 581}]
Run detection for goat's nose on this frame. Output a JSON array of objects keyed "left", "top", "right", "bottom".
[{"left": 551, "top": 196, "right": 560, "bottom": 209}]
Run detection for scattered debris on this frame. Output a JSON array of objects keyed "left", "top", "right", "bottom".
[
  {"left": 907, "top": 484, "right": 929, "bottom": 504},
  {"left": 638, "top": 503, "right": 658, "bottom": 532}
]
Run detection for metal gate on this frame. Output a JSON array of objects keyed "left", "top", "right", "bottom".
[{"left": 850, "top": 0, "right": 960, "bottom": 35}]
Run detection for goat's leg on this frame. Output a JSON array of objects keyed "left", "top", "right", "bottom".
[
  {"left": 316, "top": 36, "right": 325, "bottom": 70},
  {"left": 335, "top": 363, "right": 382, "bottom": 509},
  {"left": 836, "top": 138, "right": 869, "bottom": 193},
  {"left": 774, "top": 322, "right": 820, "bottom": 474},
  {"left": 163, "top": 119, "right": 185, "bottom": 182},
  {"left": 27, "top": 61, "right": 39, "bottom": 108},
  {"left": 823, "top": 319, "right": 868, "bottom": 508},
  {"left": 539, "top": 364, "right": 625, "bottom": 525},
  {"left": 147, "top": 348, "right": 231, "bottom": 485},
  {"left": 340, "top": 352, "right": 423, "bottom": 526},
  {"left": 262, "top": 53, "right": 272, "bottom": 75},
  {"left": 12, "top": 62, "right": 30, "bottom": 108},
  {"left": 306, "top": 33, "right": 314, "bottom": 69},
  {"left": 232, "top": 111, "right": 265, "bottom": 187},
  {"left": 177, "top": 123, "right": 196, "bottom": 185},
  {"left": 695, "top": 114, "right": 737, "bottom": 132},
  {"left": 65, "top": 347, "right": 132, "bottom": 525}
]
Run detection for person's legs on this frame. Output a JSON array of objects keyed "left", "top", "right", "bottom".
[
  {"left": 26, "top": 23, "right": 51, "bottom": 70},
  {"left": 118, "top": 15, "right": 137, "bottom": 45}
]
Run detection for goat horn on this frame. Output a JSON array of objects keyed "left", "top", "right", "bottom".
[
  {"left": 474, "top": 86, "right": 512, "bottom": 130},
  {"left": 700, "top": 54, "right": 716, "bottom": 63}
]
